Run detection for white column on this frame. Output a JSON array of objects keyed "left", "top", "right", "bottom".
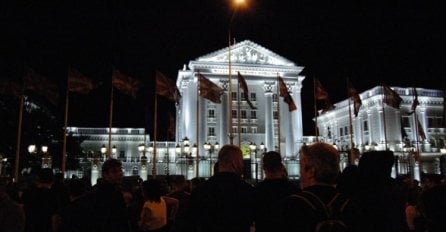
[
  {"left": 292, "top": 76, "right": 305, "bottom": 155},
  {"left": 180, "top": 78, "right": 195, "bottom": 140},
  {"left": 264, "top": 83, "right": 274, "bottom": 152},
  {"left": 367, "top": 109, "right": 373, "bottom": 144}
]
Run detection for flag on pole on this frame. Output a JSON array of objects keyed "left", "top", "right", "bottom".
[
  {"left": 383, "top": 84, "right": 402, "bottom": 109},
  {"left": 347, "top": 81, "right": 362, "bottom": 117},
  {"left": 315, "top": 79, "right": 329, "bottom": 100},
  {"left": 408, "top": 87, "right": 420, "bottom": 115},
  {"left": 155, "top": 71, "right": 181, "bottom": 104},
  {"left": 112, "top": 70, "right": 142, "bottom": 98},
  {"left": 0, "top": 80, "right": 22, "bottom": 97},
  {"left": 24, "top": 67, "right": 59, "bottom": 105},
  {"left": 68, "top": 68, "right": 96, "bottom": 94},
  {"left": 237, "top": 72, "right": 257, "bottom": 109},
  {"left": 417, "top": 119, "right": 426, "bottom": 141},
  {"left": 278, "top": 75, "right": 297, "bottom": 111},
  {"left": 198, "top": 74, "right": 224, "bottom": 103}
]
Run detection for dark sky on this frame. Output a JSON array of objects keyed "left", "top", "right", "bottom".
[{"left": 1, "top": 0, "right": 445, "bottom": 138}]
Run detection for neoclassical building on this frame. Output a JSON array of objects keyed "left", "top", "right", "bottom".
[
  {"left": 316, "top": 86, "right": 446, "bottom": 179},
  {"left": 66, "top": 41, "right": 309, "bottom": 181},
  {"left": 175, "top": 40, "right": 305, "bottom": 158}
]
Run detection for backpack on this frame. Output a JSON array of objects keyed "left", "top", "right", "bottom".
[{"left": 294, "top": 191, "right": 350, "bottom": 232}]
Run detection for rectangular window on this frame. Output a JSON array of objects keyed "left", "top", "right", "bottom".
[
  {"left": 251, "top": 111, "right": 257, "bottom": 119},
  {"left": 232, "top": 127, "right": 237, "bottom": 133},
  {"left": 208, "top": 127, "right": 215, "bottom": 136},
  {"left": 119, "top": 151, "right": 125, "bottom": 159},
  {"left": 273, "top": 111, "right": 279, "bottom": 119},
  {"left": 340, "top": 127, "right": 344, "bottom": 136},
  {"left": 250, "top": 92, "right": 256, "bottom": 101},
  {"left": 208, "top": 109, "right": 215, "bottom": 118},
  {"left": 241, "top": 92, "right": 246, "bottom": 101},
  {"left": 232, "top": 110, "right": 237, "bottom": 118},
  {"left": 344, "top": 126, "right": 348, "bottom": 135},
  {"left": 363, "top": 121, "right": 369, "bottom": 131},
  {"left": 272, "top": 93, "right": 278, "bottom": 102},
  {"left": 251, "top": 127, "right": 257, "bottom": 133},
  {"left": 241, "top": 127, "right": 248, "bottom": 133},
  {"left": 232, "top": 92, "right": 237, "bottom": 101},
  {"left": 241, "top": 110, "right": 247, "bottom": 119},
  {"left": 401, "top": 117, "right": 410, "bottom": 128}
]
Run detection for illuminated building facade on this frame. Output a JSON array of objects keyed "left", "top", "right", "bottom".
[
  {"left": 316, "top": 86, "right": 446, "bottom": 179},
  {"left": 175, "top": 40, "right": 305, "bottom": 159}
]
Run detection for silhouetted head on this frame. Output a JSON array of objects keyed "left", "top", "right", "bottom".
[
  {"left": 358, "top": 150, "right": 394, "bottom": 181},
  {"left": 218, "top": 145, "right": 244, "bottom": 176}
]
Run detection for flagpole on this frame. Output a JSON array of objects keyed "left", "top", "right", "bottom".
[
  {"left": 413, "top": 105, "right": 422, "bottom": 180},
  {"left": 13, "top": 92, "right": 25, "bottom": 182},
  {"left": 196, "top": 78, "right": 200, "bottom": 178},
  {"left": 381, "top": 85, "right": 388, "bottom": 150},
  {"left": 228, "top": 31, "right": 234, "bottom": 145},
  {"left": 62, "top": 79, "right": 69, "bottom": 175},
  {"left": 153, "top": 94, "right": 158, "bottom": 177},
  {"left": 347, "top": 79, "right": 354, "bottom": 165},
  {"left": 108, "top": 75, "right": 114, "bottom": 159},
  {"left": 276, "top": 74, "right": 281, "bottom": 154},
  {"left": 237, "top": 72, "right": 241, "bottom": 147},
  {"left": 313, "top": 78, "right": 319, "bottom": 142}
]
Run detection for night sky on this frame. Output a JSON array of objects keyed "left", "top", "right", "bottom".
[{"left": 1, "top": 0, "right": 445, "bottom": 138}]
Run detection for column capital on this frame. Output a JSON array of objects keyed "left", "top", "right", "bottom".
[{"left": 264, "top": 81, "right": 275, "bottom": 94}]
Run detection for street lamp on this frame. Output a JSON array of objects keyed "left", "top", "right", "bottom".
[
  {"left": 28, "top": 144, "right": 51, "bottom": 168},
  {"left": 204, "top": 142, "right": 220, "bottom": 176},
  {"left": 112, "top": 145, "right": 117, "bottom": 159},
  {"left": 100, "top": 144, "right": 107, "bottom": 160}
]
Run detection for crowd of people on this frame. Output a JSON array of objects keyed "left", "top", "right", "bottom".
[{"left": 1, "top": 142, "right": 446, "bottom": 232}]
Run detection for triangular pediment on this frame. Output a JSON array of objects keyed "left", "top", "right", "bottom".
[{"left": 196, "top": 40, "right": 295, "bottom": 66}]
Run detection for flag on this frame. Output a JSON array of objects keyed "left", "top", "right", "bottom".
[
  {"left": 0, "top": 80, "right": 22, "bottom": 97},
  {"left": 68, "top": 68, "right": 96, "bottom": 94},
  {"left": 168, "top": 112, "right": 176, "bottom": 140},
  {"left": 383, "top": 84, "right": 402, "bottom": 109},
  {"left": 347, "top": 80, "right": 362, "bottom": 117},
  {"left": 24, "top": 67, "right": 59, "bottom": 105},
  {"left": 237, "top": 72, "right": 257, "bottom": 109},
  {"left": 417, "top": 119, "right": 426, "bottom": 141},
  {"left": 198, "top": 74, "right": 224, "bottom": 103},
  {"left": 407, "top": 87, "right": 420, "bottom": 115},
  {"left": 315, "top": 79, "right": 329, "bottom": 100},
  {"left": 112, "top": 70, "right": 142, "bottom": 98},
  {"left": 277, "top": 75, "right": 297, "bottom": 111},
  {"left": 156, "top": 71, "right": 181, "bottom": 104}
]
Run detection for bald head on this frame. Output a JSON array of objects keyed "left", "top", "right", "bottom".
[{"left": 217, "top": 145, "right": 244, "bottom": 176}]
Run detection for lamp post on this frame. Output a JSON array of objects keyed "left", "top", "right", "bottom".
[
  {"left": 28, "top": 144, "right": 51, "bottom": 169},
  {"left": 112, "top": 145, "right": 117, "bottom": 159},
  {"left": 204, "top": 142, "right": 220, "bottom": 177},
  {"left": 138, "top": 143, "right": 148, "bottom": 180},
  {"left": 100, "top": 144, "right": 107, "bottom": 161}
]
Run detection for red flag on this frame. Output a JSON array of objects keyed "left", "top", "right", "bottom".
[
  {"left": 156, "top": 71, "right": 181, "bottom": 104},
  {"left": 408, "top": 87, "right": 419, "bottom": 115},
  {"left": 315, "top": 79, "right": 329, "bottom": 100},
  {"left": 112, "top": 70, "right": 142, "bottom": 98},
  {"left": 237, "top": 72, "right": 257, "bottom": 109},
  {"left": 383, "top": 84, "right": 402, "bottom": 109},
  {"left": 278, "top": 75, "right": 297, "bottom": 112},
  {"left": 24, "top": 67, "right": 59, "bottom": 105},
  {"left": 347, "top": 81, "right": 362, "bottom": 117},
  {"left": 198, "top": 74, "right": 224, "bottom": 103},
  {"left": 0, "top": 80, "right": 22, "bottom": 97},
  {"left": 417, "top": 119, "right": 426, "bottom": 141},
  {"left": 68, "top": 68, "right": 96, "bottom": 94}
]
